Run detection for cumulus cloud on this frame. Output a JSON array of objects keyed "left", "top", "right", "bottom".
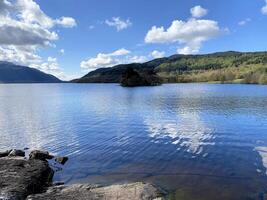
[
  {"left": 150, "top": 50, "right": 165, "bottom": 59},
  {"left": 105, "top": 17, "right": 132, "bottom": 31},
  {"left": 145, "top": 6, "right": 222, "bottom": 54},
  {"left": 0, "top": 0, "right": 76, "bottom": 78},
  {"left": 190, "top": 5, "right": 208, "bottom": 18},
  {"left": 56, "top": 17, "right": 77, "bottom": 28},
  {"left": 81, "top": 53, "right": 119, "bottom": 69},
  {"left": 80, "top": 48, "right": 151, "bottom": 70},
  {"left": 47, "top": 56, "right": 57, "bottom": 62},
  {"left": 0, "top": 16, "right": 58, "bottom": 46},
  {"left": 129, "top": 55, "right": 148, "bottom": 63},
  {"left": 0, "top": 45, "right": 41, "bottom": 66},
  {"left": 109, "top": 48, "right": 131, "bottom": 56},
  {"left": 80, "top": 48, "right": 131, "bottom": 70},
  {"left": 0, "top": 0, "right": 12, "bottom": 15},
  {"left": 262, "top": 0, "right": 267, "bottom": 14}
]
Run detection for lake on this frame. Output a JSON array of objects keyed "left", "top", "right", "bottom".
[{"left": 1, "top": 83, "right": 267, "bottom": 199}]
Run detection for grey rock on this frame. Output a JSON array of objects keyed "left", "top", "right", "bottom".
[
  {"left": 8, "top": 149, "right": 25, "bottom": 157},
  {"left": 55, "top": 157, "right": 68, "bottom": 165},
  {"left": 26, "top": 182, "right": 166, "bottom": 200},
  {"left": 0, "top": 157, "right": 54, "bottom": 200},
  {"left": 29, "top": 150, "right": 54, "bottom": 161},
  {"left": 52, "top": 182, "right": 64, "bottom": 186},
  {"left": 0, "top": 150, "right": 11, "bottom": 158}
]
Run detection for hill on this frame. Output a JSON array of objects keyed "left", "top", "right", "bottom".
[
  {"left": 0, "top": 62, "right": 62, "bottom": 83},
  {"left": 74, "top": 51, "right": 267, "bottom": 84}
]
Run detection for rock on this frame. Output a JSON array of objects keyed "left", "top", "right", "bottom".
[
  {"left": 8, "top": 149, "right": 25, "bottom": 157},
  {"left": 55, "top": 157, "right": 68, "bottom": 165},
  {"left": 0, "top": 157, "right": 54, "bottom": 200},
  {"left": 120, "top": 67, "right": 162, "bottom": 87},
  {"left": 29, "top": 150, "right": 54, "bottom": 161},
  {"left": 26, "top": 182, "right": 166, "bottom": 200},
  {"left": 53, "top": 182, "right": 65, "bottom": 186},
  {"left": 0, "top": 150, "right": 11, "bottom": 158}
]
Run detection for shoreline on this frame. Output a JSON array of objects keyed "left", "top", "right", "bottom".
[{"left": 0, "top": 149, "right": 166, "bottom": 200}]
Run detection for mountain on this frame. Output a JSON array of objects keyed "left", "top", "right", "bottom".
[
  {"left": 0, "top": 62, "right": 62, "bottom": 83},
  {"left": 74, "top": 51, "right": 267, "bottom": 84}
]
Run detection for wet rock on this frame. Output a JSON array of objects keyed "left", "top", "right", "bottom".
[
  {"left": 55, "top": 157, "right": 68, "bottom": 165},
  {"left": 53, "top": 182, "right": 65, "bottom": 186},
  {"left": 0, "top": 150, "right": 11, "bottom": 158},
  {"left": 26, "top": 182, "right": 166, "bottom": 200},
  {"left": 29, "top": 150, "right": 54, "bottom": 161},
  {"left": 8, "top": 149, "right": 25, "bottom": 157},
  {"left": 0, "top": 157, "right": 54, "bottom": 200}
]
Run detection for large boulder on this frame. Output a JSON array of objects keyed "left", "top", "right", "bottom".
[
  {"left": 29, "top": 150, "right": 54, "bottom": 161},
  {"left": 26, "top": 182, "right": 166, "bottom": 200},
  {"left": 120, "top": 67, "right": 162, "bottom": 87},
  {"left": 0, "top": 157, "right": 54, "bottom": 200},
  {"left": 8, "top": 149, "right": 25, "bottom": 157},
  {"left": 0, "top": 150, "right": 11, "bottom": 158}
]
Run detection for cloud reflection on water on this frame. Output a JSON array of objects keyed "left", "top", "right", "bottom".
[
  {"left": 145, "top": 111, "right": 215, "bottom": 155},
  {"left": 255, "top": 147, "right": 267, "bottom": 174}
]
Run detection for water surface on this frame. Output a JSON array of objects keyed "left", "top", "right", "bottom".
[{"left": 1, "top": 83, "right": 267, "bottom": 199}]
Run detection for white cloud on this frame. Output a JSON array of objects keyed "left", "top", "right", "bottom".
[
  {"left": 81, "top": 53, "right": 118, "bottom": 69},
  {"left": 238, "top": 18, "right": 251, "bottom": 26},
  {"left": 151, "top": 50, "right": 165, "bottom": 59},
  {"left": 15, "top": 0, "right": 76, "bottom": 29},
  {"left": 80, "top": 48, "right": 151, "bottom": 70},
  {"left": 0, "top": 45, "right": 41, "bottom": 66},
  {"left": 262, "top": 0, "right": 267, "bottom": 14},
  {"left": 47, "top": 56, "right": 57, "bottom": 62},
  {"left": 145, "top": 12, "right": 222, "bottom": 54},
  {"left": 110, "top": 48, "right": 131, "bottom": 56},
  {"left": 0, "top": 16, "right": 58, "bottom": 46},
  {"left": 129, "top": 55, "right": 148, "bottom": 63},
  {"left": 80, "top": 48, "right": 131, "bottom": 70},
  {"left": 105, "top": 17, "right": 132, "bottom": 31},
  {"left": 190, "top": 5, "right": 208, "bottom": 18},
  {"left": 56, "top": 17, "right": 76, "bottom": 28},
  {"left": 0, "top": 0, "right": 12, "bottom": 15},
  {"left": 59, "top": 49, "right": 65, "bottom": 54},
  {"left": 0, "top": 0, "right": 76, "bottom": 78}
]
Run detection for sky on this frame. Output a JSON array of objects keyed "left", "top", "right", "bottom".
[{"left": 0, "top": 0, "right": 267, "bottom": 80}]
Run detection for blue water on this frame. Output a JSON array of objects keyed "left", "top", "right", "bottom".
[{"left": 1, "top": 83, "right": 267, "bottom": 199}]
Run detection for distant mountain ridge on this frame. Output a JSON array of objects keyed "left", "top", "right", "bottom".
[
  {"left": 74, "top": 51, "right": 267, "bottom": 84},
  {"left": 0, "top": 61, "right": 62, "bottom": 83}
]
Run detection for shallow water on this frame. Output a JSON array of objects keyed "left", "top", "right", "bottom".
[{"left": 1, "top": 83, "right": 267, "bottom": 199}]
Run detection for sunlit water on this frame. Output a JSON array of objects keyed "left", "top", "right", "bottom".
[{"left": 1, "top": 83, "right": 267, "bottom": 199}]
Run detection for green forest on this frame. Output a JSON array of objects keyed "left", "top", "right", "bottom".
[
  {"left": 76, "top": 51, "right": 267, "bottom": 84},
  {"left": 156, "top": 52, "right": 267, "bottom": 84}
]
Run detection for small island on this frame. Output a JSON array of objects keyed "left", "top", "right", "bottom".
[{"left": 120, "top": 67, "right": 162, "bottom": 87}]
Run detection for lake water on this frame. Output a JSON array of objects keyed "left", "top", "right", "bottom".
[{"left": 1, "top": 83, "right": 267, "bottom": 199}]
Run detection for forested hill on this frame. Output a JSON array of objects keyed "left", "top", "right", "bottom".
[
  {"left": 74, "top": 51, "right": 267, "bottom": 84},
  {"left": 0, "top": 62, "right": 62, "bottom": 83}
]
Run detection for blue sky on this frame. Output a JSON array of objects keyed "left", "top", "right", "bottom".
[{"left": 0, "top": 0, "right": 267, "bottom": 80}]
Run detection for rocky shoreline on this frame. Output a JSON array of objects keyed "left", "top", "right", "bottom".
[{"left": 0, "top": 149, "right": 166, "bottom": 200}]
